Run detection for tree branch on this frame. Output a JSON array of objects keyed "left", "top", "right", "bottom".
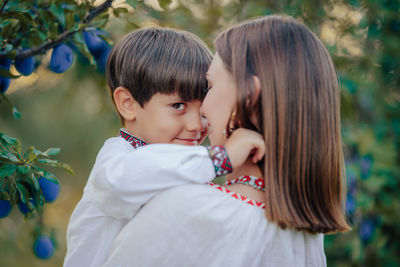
[
  {"left": 0, "top": 0, "right": 9, "bottom": 14},
  {"left": 2, "top": 0, "right": 114, "bottom": 60}
]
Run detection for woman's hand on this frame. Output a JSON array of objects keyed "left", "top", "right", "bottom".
[{"left": 224, "top": 128, "right": 265, "bottom": 169}]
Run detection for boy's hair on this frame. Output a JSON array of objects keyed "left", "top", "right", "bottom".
[
  {"left": 106, "top": 27, "right": 213, "bottom": 123},
  {"left": 215, "top": 15, "right": 350, "bottom": 234}
]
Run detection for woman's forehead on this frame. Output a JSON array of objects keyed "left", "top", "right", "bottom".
[{"left": 207, "top": 54, "right": 225, "bottom": 78}]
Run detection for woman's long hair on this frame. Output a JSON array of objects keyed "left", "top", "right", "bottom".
[{"left": 215, "top": 15, "right": 350, "bottom": 234}]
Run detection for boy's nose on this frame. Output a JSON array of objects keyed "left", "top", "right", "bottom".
[{"left": 186, "top": 113, "right": 205, "bottom": 132}]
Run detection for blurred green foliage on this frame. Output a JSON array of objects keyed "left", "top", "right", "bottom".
[{"left": 0, "top": 0, "right": 399, "bottom": 266}]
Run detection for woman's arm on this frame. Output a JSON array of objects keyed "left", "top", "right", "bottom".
[
  {"left": 91, "top": 129, "right": 264, "bottom": 219},
  {"left": 91, "top": 144, "right": 225, "bottom": 218}
]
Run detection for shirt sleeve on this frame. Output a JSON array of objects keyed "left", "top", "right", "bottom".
[{"left": 91, "top": 144, "right": 217, "bottom": 219}]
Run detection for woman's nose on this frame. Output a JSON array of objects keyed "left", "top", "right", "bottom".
[{"left": 186, "top": 113, "right": 205, "bottom": 132}]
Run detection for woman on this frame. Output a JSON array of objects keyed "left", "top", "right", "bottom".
[{"left": 103, "top": 15, "right": 349, "bottom": 266}]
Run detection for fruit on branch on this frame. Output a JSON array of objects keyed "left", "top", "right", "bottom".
[
  {"left": 18, "top": 199, "right": 35, "bottom": 215},
  {"left": 50, "top": 44, "right": 74, "bottom": 73},
  {"left": 39, "top": 177, "right": 60, "bottom": 203},
  {"left": 0, "top": 57, "right": 11, "bottom": 93},
  {"left": 95, "top": 45, "right": 111, "bottom": 73},
  {"left": 0, "top": 200, "right": 12, "bottom": 218},
  {"left": 83, "top": 30, "right": 111, "bottom": 72},
  {"left": 15, "top": 54, "right": 35, "bottom": 76},
  {"left": 33, "top": 235, "right": 55, "bottom": 259},
  {"left": 83, "top": 30, "right": 107, "bottom": 55},
  {"left": 359, "top": 218, "right": 375, "bottom": 244}
]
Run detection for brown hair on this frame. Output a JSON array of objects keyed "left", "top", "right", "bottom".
[
  {"left": 215, "top": 15, "right": 350, "bottom": 234},
  {"left": 106, "top": 27, "right": 213, "bottom": 123}
]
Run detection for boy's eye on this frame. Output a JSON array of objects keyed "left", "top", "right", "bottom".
[{"left": 171, "top": 103, "right": 185, "bottom": 111}]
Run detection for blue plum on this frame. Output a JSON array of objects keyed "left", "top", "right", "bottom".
[
  {"left": 15, "top": 55, "right": 35, "bottom": 76},
  {"left": 50, "top": 44, "right": 74, "bottom": 73},
  {"left": 38, "top": 177, "right": 60, "bottom": 203},
  {"left": 0, "top": 200, "right": 12, "bottom": 218},
  {"left": 0, "top": 57, "right": 11, "bottom": 93},
  {"left": 0, "top": 77, "right": 11, "bottom": 93},
  {"left": 33, "top": 235, "right": 54, "bottom": 259},
  {"left": 359, "top": 218, "right": 375, "bottom": 244},
  {"left": 83, "top": 30, "right": 107, "bottom": 54},
  {"left": 345, "top": 194, "right": 356, "bottom": 215},
  {"left": 83, "top": 30, "right": 111, "bottom": 71},
  {"left": 95, "top": 45, "right": 111, "bottom": 72}
]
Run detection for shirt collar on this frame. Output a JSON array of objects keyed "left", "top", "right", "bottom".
[{"left": 119, "top": 129, "right": 148, "bottom": 149}]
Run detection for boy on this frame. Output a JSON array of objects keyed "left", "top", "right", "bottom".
[{"left": 64, "top": 28, "right": 263, "bottom": 267}]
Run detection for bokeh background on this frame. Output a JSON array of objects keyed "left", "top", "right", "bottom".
[{"left": 1, "top": 0, "right": 399, "bottom": 266}]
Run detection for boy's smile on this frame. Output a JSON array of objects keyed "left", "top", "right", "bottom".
[{"left": 126, "top": 93, "right": 206, "bottom": 145}]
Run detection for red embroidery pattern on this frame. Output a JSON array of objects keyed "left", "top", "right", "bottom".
[
  {"left": 224, "top": 176, "right": 265, "bottom": 191},
  {"left": 206, "top": 145, "right": 233, "bottom": 176},
  {"left": 119, "top": 129, "right": 148, "bottom": 149},
  {"left": 209, "top": 182, "right": 265, "bottom": 209}
]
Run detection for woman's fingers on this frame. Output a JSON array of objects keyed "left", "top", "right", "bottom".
[
  {"left": 251, "top": 136, "right": 265, "bottom": 163},
  {"left": 225, "top": 128, "right": 265, "bottom": 167}
]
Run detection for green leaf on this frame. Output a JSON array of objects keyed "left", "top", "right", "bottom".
[
  {"left": 0, "top": 164, "right": 17, "bottom": 178},
  {"left": 31, "top": 174, "right": 41, "bottom": 191},
  {"left": 1, "top": 44, "right": 14, "bottom": 55},
  {"left": 0, "top": 133, "right": 21, "bottom": 154},
  {"left": 15, "top": 182, "right": 29, "bottom": 203},
  {"left": 158, "top": 0, "right": 172, "bottom": 10},
  {"left": 32, "top": 148, "right": 48, "bottom": 158},
  {"left": 37, "top": 158, "right": 74, "bottom": 175},
  {"left": 0, "top": 151, "right": 19, "bottom": 163},
  {"left": 0, "top": 94, "right": 22, "bottom": 119},
  {"left": 24, "top": 146, "right": 37, "bottom": 162},
  {"left": 37, "top": 158, "right": 59, "bottom": 167},
  {"left": 28, "top": 28, "right": 46, "bottom": 46},
  {"left": 0, "top": 11, "right": 36, "bottom": 26},
  {"left": 66, "top": 12, "right": 75, "bottom": 29},
  {"left": 48, "top": 22, "right": 60, "bottom": 40},
  {"left": 16, "top": 165, "right": 31, "bottom": 175},
  {"left": 44, "top": 147, "right": 61, "bottom": 156},
  {"left": 112, "top": 7, "right": 128, "bottom": 17},
  {"left": 49, "top": 3, "right": 66, "bottom": 26},
  {"left": 0, "top": 20, "right": 12, "bottom": 28},
  {"left": 0, "top": 68, "right": 20, "bottom": 79},
  {"left": 89, "top": 13, "right": 109, "bottom": 28},
  {"left": 39, "top": 8, "right": 56, "bottom": 29},
  {"left": 72, "top": 32, "right": 95, "bottom": 65},
  {"left": 126, "top": 0, "right": 141, "bottom": 9},
  {"left": 34, "top": 167, "right": 58, "bottom": 183},
  {"left": 58, "top": 162, "right": 74, "bottom": 175},
  {"left": 75, "top": 4, "right": 87, "bottom": 20},
  {"left": 0, "top": 191, "right": 11, "bottom": 201},
  {"left": 13, "top": 107, "right": 21, "bottom": 119}
]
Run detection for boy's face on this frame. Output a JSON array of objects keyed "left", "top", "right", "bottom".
[{"left": 130, "top": 93, "right": 207, "bottom": 145}]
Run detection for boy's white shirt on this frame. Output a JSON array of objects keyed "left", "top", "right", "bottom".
[{"left": 64, "top": 136, "right": 215, "bottom": 267}]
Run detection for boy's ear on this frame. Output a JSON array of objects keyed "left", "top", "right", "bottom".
[{"left": 113, "top": 87, "right": 139, "bottom": 121}]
